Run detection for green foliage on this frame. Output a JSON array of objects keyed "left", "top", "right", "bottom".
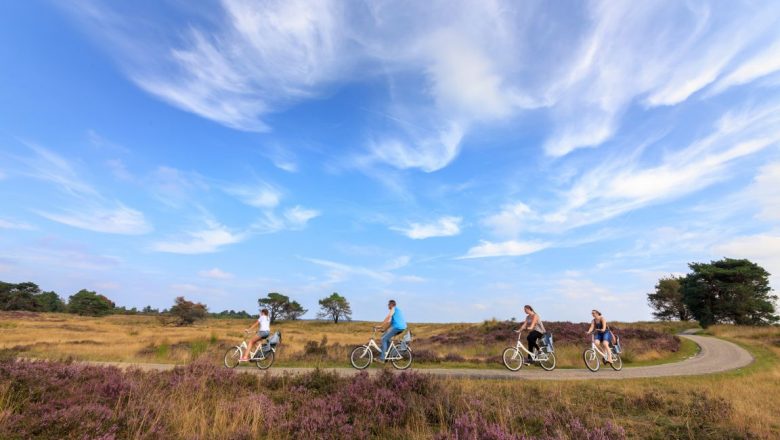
[
  {"left": 258, "top": 292, "right": 307, "bottom": 322},
  {"left": 681, "top": 258, "right": 778, "bottom": 328},
  {"left": 317, "top": 292, "right": 352, "bottom": 324},
  {"left": 647, "top": 276, "right": 690, "bottom": 321},
  {"left": 67, "top": 289, "right": 115, "bottom": 316},
  {"left": 168, "top": 296, "right": 208, "bottom": 326},
  {"left": 0, "top": 281, "right": 42, "bottom": 311}
]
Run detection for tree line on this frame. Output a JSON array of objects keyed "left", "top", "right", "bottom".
[
  {"left": 647, "top": 258, "right": 778, "bottom": 328},
  {"left": 1, "top": 281, "right": 354, "bottom": 326}
]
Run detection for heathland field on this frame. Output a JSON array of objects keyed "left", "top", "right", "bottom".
[
  {"left": 0, "top": 312, "right": 697, "bottom": 368},
  {"left": 1, "top": 313, "right": 779, "bottom": 438}
]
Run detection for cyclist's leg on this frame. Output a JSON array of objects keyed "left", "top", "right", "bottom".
[
  {"left": 601, "top": 335, "right": 612, "bottom": 362},
  {"left": 244, "top": 335, "right": 261, "bottom": 360},
  {"left": 526, "top": 330, "right": 541, "bottom": 361},
  {"left": 380, "top": 328, "right": 398, "bottom": 361}
]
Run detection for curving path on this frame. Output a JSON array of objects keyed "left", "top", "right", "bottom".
[{"left": 68, "top": 333, "right": 753, "bottom": 381}]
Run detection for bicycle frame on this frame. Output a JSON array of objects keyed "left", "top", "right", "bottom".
[
  {"left": 237, "top": 335, "right": 275, "bottom": 361},
  {"left": 589, "top": 336, "right": 614, "bottom": 360},
  {"left": 509, "top": 333, "right": 552, "bottom": 362},
  {"left": 363, "top": 329, "right": 405, "bottom": 361}
]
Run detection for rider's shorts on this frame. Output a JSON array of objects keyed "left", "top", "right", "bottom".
[
  {"left": 595, "top": 331, "right": 612, "bottom": 343},
  {"left": 257, "top": 330, "right": 270, "bottom": 339}
]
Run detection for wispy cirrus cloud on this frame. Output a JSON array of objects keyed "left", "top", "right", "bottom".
[
  {"left": 225, "top": 182, "right": 282, "bottom": 209},
  {"left": 460, "top": 240, "right": 549, "bottom": 259},
  {"left": 0, "top": 218, "right": 35, "bottom": 230},
  {"left": 199, "top": 267, "right": 235, "bottom": 280},
  {"left": 152, "top": 219, "right": 245, "bottom": 254},
  {"left": 392, "top": 216, "right": 461, "bottom": 239},
  {"left": 11, "top": 143, "right": 152, "bottom": 235}
]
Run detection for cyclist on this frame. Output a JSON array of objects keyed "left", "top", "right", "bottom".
[
  {"left": 241, "top": 308, "right": 271, "bottom": 361},
  {"left": 517, "top": 305, "right": 545, "bottom": 364},
  {"left": 377, "top": 299, "right": 407, "bottom": 362},
  {"left": 586, "top": 309, "right": 613, "bottom": 363}
]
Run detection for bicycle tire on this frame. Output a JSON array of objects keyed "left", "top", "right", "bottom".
[
  {"left": 392, "top": 347, "right": 412, "bottom": 370},
  {"left": 583, "top": 349, "right": 600, "bottom": 372},
  {"left": 610, "top": 354, "right": 623, "bottom": 371},
  {"left": 224, "top": 347, "right": 241, "bottom": 369},
  {"left": 539, "top": 352, "right": 556, "bottom": 371},
  {"left": 350, "top": 345, "right": 372, "bottom": 370},
  {"left": 502, "top": 347, "right": 524, "bottom": 371},
  {"left": 255, "top": 350, "right": 275, "bottom": 370}
]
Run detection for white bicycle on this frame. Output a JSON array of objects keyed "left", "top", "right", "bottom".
[
  {"left": 583, "top": 335, "right": 622, "bottom": 372},
  {"left": 350, "top": 327, "right": 413, "bottom": 370},
  {"left": 224, "top": 330, "right": 279, "bottom": 370},
  {"left": 502, "top": 330, "right": 556, "bottom": 371}
]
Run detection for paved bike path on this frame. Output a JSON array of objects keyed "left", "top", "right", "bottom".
[{"left": 66, "top": 334, "right": 753, "bottom": 381}]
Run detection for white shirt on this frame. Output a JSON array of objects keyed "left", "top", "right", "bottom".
[{"left": 258, "top": 315, "right": 270, "bottom": 332}]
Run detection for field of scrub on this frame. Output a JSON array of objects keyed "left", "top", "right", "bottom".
[
  {"left": 0, "top": 312, "right": 696, "bottom": 369},
  {"left": 0, "top": 324, "right": 777, "bottom": 439}
]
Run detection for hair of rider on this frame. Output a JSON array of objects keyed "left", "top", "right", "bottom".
[
  {"left": 388, "top": 299, "right": 396, "bottom": 307},
  {"left": 260, "top": 308, "right": 269, "bottom": 316},
  {"left": 592, "top": 310, "right": 601, "bottom": 316},
  {"left": 524, "top": 305, "right": 534, "bottom": 313}
]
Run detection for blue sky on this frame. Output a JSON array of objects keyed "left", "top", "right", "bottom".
[{"left": 1, "top": 1, "right": 779, "bottom": 322}]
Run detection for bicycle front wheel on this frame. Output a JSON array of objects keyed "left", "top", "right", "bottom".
[
  {"left": 583, "top": 349, "right": 600, "bottom": 372},
  {"left": 350, "top": 345, "right": 372, "bottom": 370},
  {"left": 502, "top": 347, "right": 524, "bottom": 371},
  {"left": 392, "top": 348, "right": 412, "bottom": 370},
  {"left": 224, "top": 347, "right": 241, "bottom": 369},
  {"left": 539, "top": 352, "right": 556, "bottom": 371},
  {"left": 255, "top": 350, "right": 275, "bottom": 370},
  {"left": 610, "top": 354, "right": 623, "bottom": 371}
]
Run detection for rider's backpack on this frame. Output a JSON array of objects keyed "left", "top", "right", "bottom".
[
  {"left": 268, "top": 331, "right": 281, "bottom": 346},
  {"left": 542, "top": 332, "right": 554, "bottom": 352},
  {"left": 612, "top": 335, "right": 621, "bottom": 354}
]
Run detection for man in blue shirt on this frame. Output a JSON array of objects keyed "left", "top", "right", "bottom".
[{"left": 378, "top": 299, "right": 407, "bottom": 362}]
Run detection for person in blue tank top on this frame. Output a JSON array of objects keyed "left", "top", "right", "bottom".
[{"left": 378, "top": 299, "right": 407, "bottom": 362}]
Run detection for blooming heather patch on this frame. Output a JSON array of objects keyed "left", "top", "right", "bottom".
[{"left": 3, "top": 357, "right": 748, "bottom": 439}]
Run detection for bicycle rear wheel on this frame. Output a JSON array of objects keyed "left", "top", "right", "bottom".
[
  {"left": 350, "top": 345, "right": 372, "bottom": 370},
  {"left": 538, "top": 352, "right": 556, "bottom": 371},
  {"left": 255, "top": 350, "right": 275, "bottom": 370},
  {"left": 609, "top": 354, "right": 623, "bottom": 371},
  {"left": 392, "top": 348, "right": 412, "bottom": 370},
  {"left": 224, "top": 347, "right": 241, "bottom": 369},
  {"left": 583, "top": 349, "right": 600, "bottom": 372},
  {"left": 502, "top": 347, "right": 524, "bottom": 371}
]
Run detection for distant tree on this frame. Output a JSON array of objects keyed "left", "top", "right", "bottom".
[
  {"left": 681, "top": 258, "right": 778, "bottom": 328},
  {"left": 36, "top": 291, "right": 67, "bottom": 313},
  {"left": 281, "top": 300, "right": 307, "bottom": 320},
  {"left": 168, "top": 296, "right": 208, "bottom": 326},
  {"left": 317, "top": 292, "right": 352, "bottom": 324},
  {"left": 258, "top": 292, "right": 291, "bottom": 323},
  {"left": 0, "top": 281, "right": 42, "bottom": 311},
  {"left": 647, "top": 276, "right": 690, "bottom": 321},
  {"left": 68, "top": 289, "right": 115, "bottom": 316},
  {"left": 141, "top": 305, "right": 159, "bottom": 315}
]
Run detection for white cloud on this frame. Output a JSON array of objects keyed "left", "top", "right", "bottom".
[
  {"left": 38, "top": 205, "right": 152, "bottom": 235},
  {"left": 749, "top": 162, "right": 780, "bottom": 222},
  {"left": 149, "top": 166, "right": 208, "bottom": 207},
  {"left": 199, "top": 268, "right": 235, "bottom": 280},
  {"left": 393, "top": 216, "right": 461, "bottom": 239},
  {"left": 461, "top": 240, "right": 549, "bottom": 259},
  {"left": 711, "top": 39, "right": 780, "bottom": 94},
  {"left": 0, "top": 219, "right": 35, "bottom": 230},
  {"left": 226, "top": 182, "right": 282, "bottom": 209},
  {"left": 152, "top": 220, "right": 245, "bottom": 254},
  {"left": 284, "top": 206, "right": 320, "bottom": 229},
  {"left": 367, "top": 123, "right": 464, "bottom": 173}
]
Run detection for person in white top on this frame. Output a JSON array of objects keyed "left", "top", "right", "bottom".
[{"left": 242, "top": 308, "right": 271, "bottom": 361}]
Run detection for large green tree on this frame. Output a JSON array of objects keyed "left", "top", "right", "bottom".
[
  {"left": 0, "top": 281, "right": 42, "bottom": 311},
  {"left": 317, "top": 292, "right": 352, "bottom": 324},
  {"left": 68, "top": 289, "right": 115, "bottom": 316},
  {"left": 258, "top": 292, "right": 291, "bottom": 323},
  {"left": 281, "top": 300, "right": 307, "bottom": 320},
  {"left": 681, "top": 258, "right": 778, "bottom": 328},
  {"left": 168, "top": 296, "right": 208, "bottom": 326},
  {"left": 37, "top": 291, "right": 67, "bottom": 312},
  {"left": 647, "top": 276, "right": 690, "bottom": 321}
]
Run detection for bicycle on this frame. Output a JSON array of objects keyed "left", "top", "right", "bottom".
[
  {"left": 583, "top": 334, "right": 623, "bottom": 372},
  {"left": 502, "top": 330, "right": 556, "bottom": 371},
  {"left": 350, "top": 327, "right": 413, "bottom": 370},
  {"left": 224, "top": 330, "right": 279, "bottom": 369}
]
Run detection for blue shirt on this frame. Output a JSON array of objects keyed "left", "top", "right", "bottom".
[{"left": 390, "top": 307, "right": 407, "bottom": 330}]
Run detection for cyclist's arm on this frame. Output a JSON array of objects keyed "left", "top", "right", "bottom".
[
  {"left": 599, "top": 319, "right": 608, "bottom": 332},
  {"left": 379, "top": 308, "right": 394, "bottom": 330},
  {"left": 517, "top": 317, "right": 527, "bottom": 332},
  {"left": 586, "top": 320, "right": 594, "bottom": 334},
  {"left": 245, "top": 320, "right": 258, "bottom": 332}
]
